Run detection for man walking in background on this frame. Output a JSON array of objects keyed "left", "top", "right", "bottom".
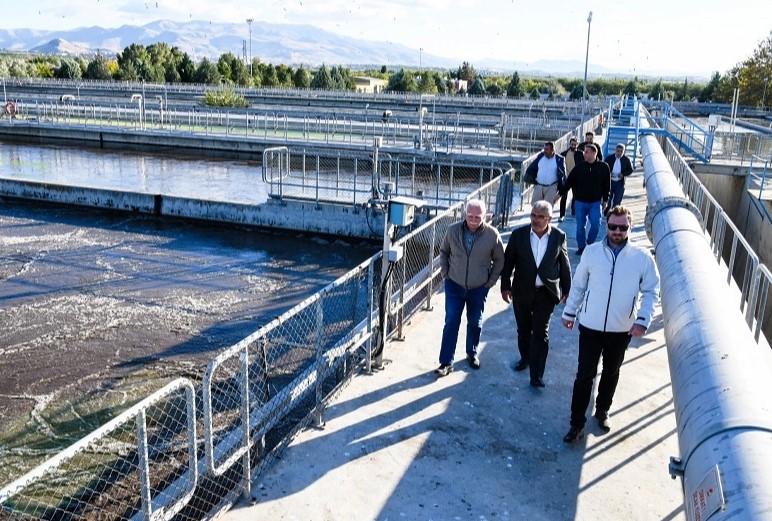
[
  {"left": 561, "top": 144, "right": 610, "bottom": 256},
  {"left": 576, "top": 131, "right": 603, "bottom": 163},
  {"left": 604, "top": 144, "right": 634, "bottom": 216},
  {"left": 559, "top": 137, "right": 579, "bottom": 221},
  {"left": 435, "top": 199, "right": 505, "bottom": 376},
  {"left": 525, "top": 142, "right": 566, "bottom": 206},
  {"left": 560, "top": 205, "right": 660, "bottom": 443},
  {"left": 501, "top": 200, "right": 572, "bottom": 388}
]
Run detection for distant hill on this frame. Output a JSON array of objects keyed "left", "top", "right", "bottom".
[{"left": 0, "top": 20, "right": 708, "bottom": 79}]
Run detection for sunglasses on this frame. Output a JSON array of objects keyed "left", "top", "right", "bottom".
[{"left": 607, "top": 223, "right": 629, "bottom": 232}]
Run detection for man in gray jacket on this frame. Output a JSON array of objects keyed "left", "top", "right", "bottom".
[
  {"left": 560, "top": 205, "right": 660, "bottom": 442},
  {"left": 435, "top": 199, "right": 505, "bottom": 376}
]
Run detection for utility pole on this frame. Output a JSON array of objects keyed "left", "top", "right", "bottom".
[
  {"left": 580, "top": 11, "right": 593, "bottom": 135},
  {"left": 246, "top": 18, "right": 254, "bottom": 77}
]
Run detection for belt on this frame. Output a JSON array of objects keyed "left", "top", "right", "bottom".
[{"left": 536, "top": 181, "right": 558, "bottom": 186}]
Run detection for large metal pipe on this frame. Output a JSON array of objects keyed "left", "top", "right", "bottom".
[{"left": 642, "top": 132, "right": 772, "bottom": 519}]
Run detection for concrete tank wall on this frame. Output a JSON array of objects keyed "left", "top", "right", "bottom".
[{"left": 0, "top": 179, "right": 385, "bottom": 240}]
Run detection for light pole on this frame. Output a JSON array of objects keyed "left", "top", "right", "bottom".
[
  {"left": 419, "top": 47, "right": 423, "bottom": 79},
  {"left": 246, "top": 18, "right": 254, "bottom": 77},
  {"left": 579, "top": 11, "right": 593, "bottom": 135}
]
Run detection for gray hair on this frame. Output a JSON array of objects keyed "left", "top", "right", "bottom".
[
  {"left": 532, "top": 200, "right": 553, "bottom": 214},
  {"left": 466, "top": 198, "right": 486, "bottom": 215}
]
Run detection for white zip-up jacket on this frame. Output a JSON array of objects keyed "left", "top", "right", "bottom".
[{"left": 562, "top": 239, "right": 660, "bottom": 332}]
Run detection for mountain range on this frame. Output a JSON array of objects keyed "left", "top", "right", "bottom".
[{"left": 0, "top": 19, "right": 704, "bottom": 78}]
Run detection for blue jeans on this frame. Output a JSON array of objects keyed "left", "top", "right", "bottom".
[
  {"left": 608, "top": 180, "right": 625, "bottom": 212},
  {"left": 574, "top": 200, "right": 602, "bottom": 250},
  {"left": 439, "top": 278, "right": 490, "bottom": 365}
]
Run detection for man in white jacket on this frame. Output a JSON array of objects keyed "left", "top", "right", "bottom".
[{"left": 560, "top": 205, "right": 660, "bottom": 443}]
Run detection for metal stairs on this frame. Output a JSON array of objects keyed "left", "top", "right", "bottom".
[{"left": 604, "top": 95, "right": 641, "bottom": 165}]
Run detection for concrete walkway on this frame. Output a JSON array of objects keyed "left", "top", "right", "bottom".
[{"left": 221, "top": 169, "right": 687, "bottom": 520}]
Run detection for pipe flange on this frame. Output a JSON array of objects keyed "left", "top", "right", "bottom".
[{"left": 644, "top": 196, "right": 702, "bottom": 242}]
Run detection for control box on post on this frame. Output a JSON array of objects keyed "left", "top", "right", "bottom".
[{"left": 388, "top": 196, "right": 425, "bottom": 227}]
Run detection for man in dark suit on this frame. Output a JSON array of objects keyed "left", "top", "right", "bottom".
[{"left": 500, "top": 200, "right": 572, "bottom": 388}]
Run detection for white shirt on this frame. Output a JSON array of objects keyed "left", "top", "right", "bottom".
[
  {"left": 611, "top": 155, "right": 622, "bottom": 180},
  {"left": 536, "top": 155, "right": 559, "bottom": 185},
  {"left": 530, "top": 227, "right": 551, "bottom": 287}
]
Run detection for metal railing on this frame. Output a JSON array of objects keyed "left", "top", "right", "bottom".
[
  {"left": 0, "top": 176, "right": 505, "bottom": 521},
  {"left": 261, "top": 145, "right": 513, "bottom": 208},
  {"left": 661, "top": 136, "right": 772, "bottom": 342}
]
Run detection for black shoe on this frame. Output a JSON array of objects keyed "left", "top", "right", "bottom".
[
  {"left": 594, "top": 411, "right": 611, "bottom": 432},
  {"left": 576, "top": 247, "right": 585, "bottom": 256},
  {"left": 530, "top": 378, "right": 545, "bottom": 388},
  {"left": 563, "top": 426, "right": 584, "bottom": 444},
  {"left": 467, "top": 354, "right": 480, "bottom": 369},
  {"left": 514, "top": 360, "right": 528, "bottom": 372},
  {"left": 434, "top": 364, "right": 453, "bottom": 377}
]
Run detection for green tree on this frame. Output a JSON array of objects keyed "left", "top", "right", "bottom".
[
  {"left": 85, "top": 54, "right": 112, "bottom": 80},
  {"left": 506, "top": 72, "right": 524, "bottom": 98},
  {"left": 116, "top": 44, "right": 150, "bottom": 81},
  {"left": 648, "top": 79, "right": 665, "bottom": 101},
  {"left": 417, "top": 71, "right": 438, "bottom": 94},
  {"left": 468, "top": 76, "right": 486, "bottom": 96},
  {"left": 56, "top": 58, "right": 82, "bottom": 79},
  {"left": 457, "top": 61, "right": 477, "bottom": 83},
  {"left": 623, "top": 77, "right": 641, "bottom": 97},
  {"left": 262, "top": 64, "right": 280, "bottom": 87},
  {"left": 175, "top": 50, "right": 196, "bottom": 83},
  {"left": 293, "top": 65, "right": 311, "bottom": 88},
  {"left": 720, "top": 30, "right": 772, "bottom": 105},
  {"left": 310, "top": 64, "right": 334, "bottom": 89},
  {"left": 194, "top": 58, "right": 221, "bottom": 84},
  {"left": 698, "top": 72, "right": 721, "bottom": 102},
  {"left": 486, "top": 83, "right": 503, "bottom": 96},
  {"left": 386, "top": 69, "right": 417, "bottom": 92}
]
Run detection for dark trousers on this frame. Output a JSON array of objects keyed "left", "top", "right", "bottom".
[
  {"left": 569, "top": 325, "right": 632, "bottom": 427},
  {"left": 513, "top": 287, "right": 556, "bottom": 382},
  {"left": 559, "top": 191, "right": 574, "bottom": 218},
  {"left": 608, "top": 180, "right": 625, "bottom": 213}
]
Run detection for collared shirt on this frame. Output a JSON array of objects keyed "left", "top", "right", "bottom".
[
  {"left": 536, "top": 154, "right": 559, "bottom": 185},
  {"left": 530, "top": 227, "right": 551, "bottom": 286},
  {"left": 605, "top": 236, "right": 628, "bottom": 257},
  {"left": 611, "top": 155, "right": 622, "bottom": 180},
  {"left": 463, "top": 223, "right": 480, "bottom": 254}
]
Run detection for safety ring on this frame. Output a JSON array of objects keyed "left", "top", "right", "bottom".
[{"left": 4, "top": 101, "right": 16, "bottom": 116}]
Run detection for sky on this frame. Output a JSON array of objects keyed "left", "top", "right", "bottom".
[{"left": 2, "top": 0, "right": 770, "bottom": 76}]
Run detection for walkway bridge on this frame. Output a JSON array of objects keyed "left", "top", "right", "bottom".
[{"left": 3, "top": 90, "right": 772, "bottom": 519}]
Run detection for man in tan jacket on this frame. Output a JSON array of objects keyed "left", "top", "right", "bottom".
[{"left": 435, "top": 199, "right": 505, "bottom": 376}]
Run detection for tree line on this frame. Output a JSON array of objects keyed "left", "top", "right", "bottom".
[{"left": 1, "top": 31, "right": 770, "bottom": 106}]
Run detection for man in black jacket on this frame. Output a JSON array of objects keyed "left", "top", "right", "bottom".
[
  {"left": 575, "top": 131, "right": 603, "bottom": 164},
  {"left": 604, "top": 144, "right": 634, "bottom": 215},
  {"left": 500, "top": 200, "right": 572, "bottom": 387},
  {"left": 561, "top": 144, "right": 610, "bottom": 255}
]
